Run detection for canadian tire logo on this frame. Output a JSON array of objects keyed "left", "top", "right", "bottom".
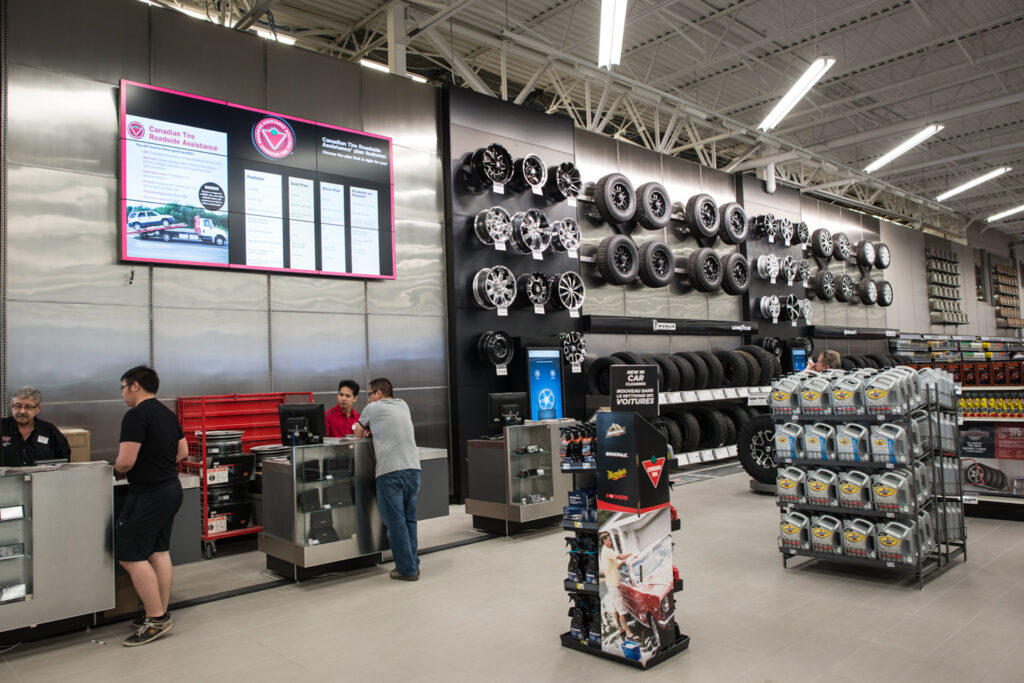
[
  {"left": 252, "top": 117, "right": 295, "bottom": 159},
  {"left": 128, "top": 121, "right": 146, "bottom": 139},
  {"left": 642, "top": 456, "right": 666, "bottom": 488}
]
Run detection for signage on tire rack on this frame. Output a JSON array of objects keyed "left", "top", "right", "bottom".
[{"left": 610, "top": 365, "right": 659, "bottom": 417}]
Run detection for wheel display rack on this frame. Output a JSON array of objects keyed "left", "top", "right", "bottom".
[
  {"left": 992, "top": 262, "right": 1023, "bottom": 329},
  {"left": 178, "top": 392, "right": 313, "bottom": 558},
  {"left": 925, "top": 248, "right": 967, "bottom": 325},
  {"left": 771, "top": 377, "right": 967, "bottom": 589}
]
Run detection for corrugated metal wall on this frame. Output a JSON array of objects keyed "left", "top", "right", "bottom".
[{"left": 1, "top": 0, "right": 448, "bottom": 462}]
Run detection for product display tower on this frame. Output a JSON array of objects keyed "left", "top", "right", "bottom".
[{"left": 559, "top": 411, "right": 688, "bottom": 668}]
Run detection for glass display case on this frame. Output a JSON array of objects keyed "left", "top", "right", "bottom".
[
  {"left": 0, "top": 473, "right": 32, "bottom": 606},
  {"left": 508, "top": 424, "right": 556, "bottom": 507}
]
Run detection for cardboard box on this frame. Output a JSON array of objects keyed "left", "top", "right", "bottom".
[{"left": 58, "top": 427, "right": 91, "bottom": 462}]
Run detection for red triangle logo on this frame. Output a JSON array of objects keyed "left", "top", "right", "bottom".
[{"left": 642, "top": 457, "right": 666, "bottom": 488}]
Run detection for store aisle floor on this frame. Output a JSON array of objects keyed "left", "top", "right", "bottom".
[{"left": 3, "top": 468, "right": 1022, "bottom": 682}]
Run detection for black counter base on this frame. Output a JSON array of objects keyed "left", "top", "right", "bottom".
[
  {"left": 559, "top": 630, "right": 690, "bottom": 669},
  {"left": 471, "top": 514, "right": 561, "bottom": 536},
  {"left": 266, "top": 552, "right": 382, "bottom": 581}
]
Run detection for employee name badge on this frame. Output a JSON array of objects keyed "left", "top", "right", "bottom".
[
  {"left": 36, "top": 435, "right": 49, "bottom": 445},
  {"left": 207, "top": 515, "right": 227, "bottom": 534},
  {"left": 207, "top": 466, "right": 229, "bottom": 485}
]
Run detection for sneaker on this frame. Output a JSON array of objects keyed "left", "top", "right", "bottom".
[
  {"left": 389, "top": 568, "right": 419, "bottom": 581},
  {"left": 123, "top": 616, "right": 173, "bottom": 647},
  {"left": 131, "top": 612, "right": 170, "bottom": 628}
]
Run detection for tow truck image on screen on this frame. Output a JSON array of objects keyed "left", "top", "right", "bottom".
[{"left": 128, "top": 214, "right": 227, "bottom": 247}]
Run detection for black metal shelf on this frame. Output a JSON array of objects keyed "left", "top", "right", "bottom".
[
  {"left": 560, "top": 461, "right": 597, "bottom": 472},
  {"left": 560, "top": 631, "right": 690, "bottom": 669},
  {"left": 806, "top": 325, "right": 898, "bottom": 339},
  {"left": 562, "top": 519, "right": 598, "bottom": 532},
  {"left": 581, "top": 315, "right": 755, "bottom": 336},
  {"left": 777, "top": 500, "right": 920, "bottom": 520},
  {"left": 772, "top": 411, "right": 909, "bottom": 424},
  {"left": 563, "top": 578, "right": 599, "bottom": 595}
]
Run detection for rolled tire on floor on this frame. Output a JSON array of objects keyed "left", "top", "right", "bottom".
[
  {"left": 585, "top": 356, "right": 624, "bottom": 395},
  {"left": 676, "top": 352, "right": 709, "bottom": 390},
  {"left": 669, "top": 355, "right": 696, "bottom": 391},
  {"left": 721, "top": 252, "right": 751, "bottom": 295},
  {"left": 649, "top": 416, "right": 683, "bottom": 453},
  {"left": 811, "top": 228, "right": 833, "bottom": 260},
  {"left": 737, "top": 414, "right": 777, "bottom": 485},
  {"left": 712, "top": 350, "right": 749, "bottom": 388},
  {"left": 684, "top": 193, "right": 720, "bottom": 240},
  {"left": 637, "top": 240, "right": 675, "bottom": 287},
  {"left": 696, "top": 351, "right": 725, "bottom": 389},
  {"left": 664, "top": 409, "right": 700, "bottom": 454},
  {"left": 738, "top": 345, "right": 777, "bottom": 383},
  {"left": 718, "top": 202, "right": 749, "bottom": 244},
  {"left": 691, "top": 406, "right": 729, "bottom": 449},
  {"left": 650, "top": 354, "right": 681, "bottom": 391},
  {"left": 593, "top": 173, "right": 636, "bottom": 228},
  {"left": 681, "top": 248, "right": 724, "bottom": 292},
  {"left": 734, "top": 349, "right": 761, "bottom": 386},
  {"left": 635, "top": 182, "right": 672, "bottom": 231},
  {"left": 596, "top": 234, "right": 640, "bottom": 285}
]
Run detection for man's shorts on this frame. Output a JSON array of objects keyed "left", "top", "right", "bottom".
[{"left": 115, "top": 479, "right": 183, "bottom": 562}]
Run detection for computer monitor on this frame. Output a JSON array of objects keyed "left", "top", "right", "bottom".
[
  {"left": 525, "top": 347, "right": 564, "bottom": 420},
  {"left": 790, "top": 348, "right": 808, "bottom": 372},
  {"left": 278, "top": 403, "right": 326, "bottom": 446},
  {"left": 487, "top": 392, "right": 528, "bottom": 432}
]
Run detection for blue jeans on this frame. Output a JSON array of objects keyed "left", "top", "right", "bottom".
[{"left": 376, "top": 469, "right": 421, "bottom": 576}]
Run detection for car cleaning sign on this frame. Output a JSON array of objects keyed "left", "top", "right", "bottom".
[{"left": 610, "top": 365, "right": 659, "bottom": 417}]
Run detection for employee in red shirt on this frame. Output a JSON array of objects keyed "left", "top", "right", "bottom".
[{"left": 325, "top": 379, "right": 361, "bottom": 437}]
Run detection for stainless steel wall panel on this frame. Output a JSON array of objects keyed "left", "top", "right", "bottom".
[
  {"left": 391, "top": 147, "right": 444, "bottom": 224},
  {"left": 865, "top": 302, "right": 887, "bottom": 328},
  {"left": 394, "top": 387, "right": 450, "bottom": 450},
  {"left": 6, "top": 0, "right": 150, "bottom": 84},
  {"left": 622, "top": 281, "right": 670, "bottom": 319},
  {"left": 699, "top": 167, "right": 738, "bottom": 206},
  {"left": 152, "top": 268, "right": 267, "bottom": 310},
  {"left": 624, "top": 335, "right": 672, "bottom": 355},
  {"left": 366, "top": 220, "right": 445, "bottom": 316},
  {"left": 668, "top": 286, "right": 710, "bottom": 320},
  {"left": 847, "top": 303, "right": 870, "bottom": 328},
  {"left": 266, "top": 43, "right": 363, "bottom": 128},
  {"left": 6, "top": 67, "right": 118, "bottom": 176},
  {"left": 800, "top": 196, "right": 820, "bottom": 226},
  {"left": 616, "top": 143, "right": 664, "bottom": 184},
  {"left": 581, "top": 276, "right": 626, "bottom": 316},
  {"left": 584, "top": 334, "right": 628, "bottom": 357},
  {"left": 152, "top": 307, "right": 269, "bottom": 396},
  {"left": 573, "top": 130, "right": 621, "bottom": 188},
  {"left": 270, "top": 312, "right": 367, "bottom": 394},
  {"left": 361, "top": 71, "right": 440, "bottom": 156},
  {"left": 367, "top": 315, "right": 447, "bottom": 389},
  {"left": 6, "top": 301, "right": 149, "bottom": 402},
  {"left": 706, "top": 290, "right": 742, "bottom": 322},
  {"left": 270, "top": 276, "right": 366, "bottom": 315},
  {"left": 6, "top": 165, "right": 149, "bottom": 307},
  {"left": 40, "top": 400, "right": 133, "bottom": 463},
  {"left": 151, "top": 9, "right": 265, "bottom": 106}
]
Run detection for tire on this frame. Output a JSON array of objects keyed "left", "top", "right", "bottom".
[
  {"left": 214, "top": 235, "right": 225, "bottom": 246},
  {"left": 841, "top": 357, "right": 856, "bottom": 371},
  {"left": 685, "top": 248, "right": 723, "bottom": 292},
  {"left": 664, "top": 409, "right": 700, "bottom": 453},
  {"left": 517, "top": 272, "right": 551, "bottom": 307},
  {"left": 477, "top": 331, "right": 514, "bottom": 366},
  {"left": 594, "top": 173, "right": 636, "bottom": 227},
  {"left": 637, "top": 240, "right": 675, "bottom": 287},
  {"left": 858, "top": 278, "right": 878, "bottom": 305},
  {"left": 734, "top": 349, "right": 761, "bottom": 386},
  {"left": 812, "top": 269, "right": 836, "bottom": 300},
  {"left": 596, "top": 234, "right": 640, "bottom": 285},
  {"left": 718, "top": 202, "right": 748, "bottom": 244},
  {"left": 832, "top": 232, "right": 852, "bottom": 261},
  {"left": 810, "top": 228, "right": 833, "bottom": 259},
  {"left": 855, "top": 240, "right": 876, "bottom": 269},
  {"left": 721, "top": 253, "right": 751, "bottom": 295},
  {"left": 721, "top": 413, "right": 737, "bottom": 446},
  {"left": 685, "top": 194, "right": 719, "bottom": 240},
  {"left": 509, "top": 209, "right": 551, "bottom": 254},
  {"left": 585, "top": 356, "right": 625, "bottom": 395},
  {"left": 861, "top": 355, "right": 879, "bottom": 369},
  {"left": 650, "top": 416, "right": 683, "bottom": 453},
  {"left": 738, "top": 345, "right": 777, "bottom": 384},
  {"left": 737, "top": 415, "right": 777, "bottom": 485},
  {"left": 875, "top": 242, "right": 891, "bottom": 269},
  {"left": 835, "top": 274, "right": 855, "bottom": 303},
  {"left": 691, "top": 406, "right": 729, "bottom": 448},
  {"left": 466, "top": 144, "right": 514, "bottom": 189},
  {"left": 508, "top": 154, "right": 547, "bottom": 194},
  {"left": 472, "top": 265, "right": 517, "bottom": 309},
  {"left": 866, "top": 353, "right": 890, "bottom": 368},
  {"left": 650, "top": 354, "right": 681, "bottom": 391},
  {"left": 635, "top": 182, "right": 672, "bottom": 231},
  {"left": 161, "top": 218, "right": 171, "bottom": 226},
  {"left": 695, "top": 351, "right": 725, "bottom": 389},
  {"left": 712, "top": 350, "right": 748, "bottom": 388},
  {"left": 669, "top": 355, "right": 696, "bottom": 391},
  {"left": 718, "top": 404, "right": 749, "bottom": 436},
  {"left": 847, "top": 355, "right": 865, "bottom": 369},
  {"left": 641, "top": 355, "right": 665, "bottom": 389},
  {"left": 161, "top": 231, "right": 172, "bottom": 242},
  {"left": 544, "top": 162, "right": 582, "bottom": 202},
  {"left": 877, "top": 280, "right": 895, "bottom": 307},
  {"left": 676, "top": 352, "right": 708, "bottom": 389},
  {"left": 611, "top": 351, "right": 646, "bottom": 365},
  {"left": 131, "top": 222, "right": 142, "bottom": 230}
]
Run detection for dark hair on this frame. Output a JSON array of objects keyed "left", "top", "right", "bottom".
[
  {"left": 337, "top": 379, "right": 360, "bottom": 396},
  {"left": 121, "top": 365, "right": 159, "bottom": 394},
  {"left": 368, "top": 377, "right": 393, "bottom": 398}
]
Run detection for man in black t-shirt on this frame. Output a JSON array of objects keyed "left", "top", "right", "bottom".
[
  {"left": 114, "top": 366, "right": 187, "bottom": 647},
  {"left": 1, "top": 386, "right": 70, "bottom": 466}
]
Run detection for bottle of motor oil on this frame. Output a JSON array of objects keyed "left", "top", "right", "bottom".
[
  {"left": 917, "top": 509, "right": 936, "bottom": 556},
  {"left": 870, "top": 424, "right": 912, "bottom": 465},
  {"left": 872, "top": 470, "right": 914, "bottom": 514},
  {"left": 942, "top": 501, "right": 965, "bottom": 541},
  {"left": 830, "top": 375, "right": 865, "bottom": 415},
  {"left": 806, "top": 468, "right": 839, "bottom": 507},
  {"left": 774, "top": 423, "right": 803, "bottom": 461},
  {"left": 810, "top": 515, "right": 843, "bottom": 554},
  {"left": 842, "top": 518, "right": 877, "bottom": 559},
  {"left": 779, "top": 511, "right": 811, "bottom": 550},
  {"left": 770, "top": 376, "right": 802, "bottom": 416},
  {"left": 798, "top": 375, "right": 832, "bottom": 415},
  {"left": 864, "top": 372, "right": 906, "bottom": 415},
  {"left": 933, "top": 457, "right": 960, "bottom": 496},
  {"left": 876, "top": 521, "right": 918, "bottom": 564},
  {"left": 836, "top": 423, "right": 870, "bottom": 462},
  {"left": 912, "top": 459, "right": 932, "bottom": 505},
  {"left": 838, "top": 470, "right": 873, "bottom": 510},
  {"left": 911, "top": 410, "right": 936, "bottom": 452},
  {"left": 776, "top": 466, "right": 807, "bottom": 504},
  {"left": 803, "top": 423, "right": 836, "bottom": 461}
]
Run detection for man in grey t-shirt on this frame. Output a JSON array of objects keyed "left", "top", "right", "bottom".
[{"left": 353, "top": 377, "right": 421, "bottom": 580}]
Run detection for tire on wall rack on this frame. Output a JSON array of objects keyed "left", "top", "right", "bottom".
[
  {"left": 668, "top": 354, "right": 696, "bottom": 391},
  {"left": 858, "top": 278, "right": 878, "bottom": 305},
  {"left": 675, "top": 352, "right": 709, "bottom": 390},
  {"left": 507, "top": 154, "right": 547, "bottom": 195},
  {"left": 684, "top": 193, "right": 720, "bottom": 240},
  {"left": 811, "top": 270, "right": 835, "bottom": 300},
  {"left": 738, "top": 345, "right": 777, "bottom": 383},
  {"left": 865, "top": 353, "right": 891, "bottom": 368},
  {"left": 841, "top": 356, "right": 856, "bottom": 371},
  {"left": 641, "top": 356, "right": 665, "bottom": 389},
  {"left": 611, "top": 351, "right": 646, "bottom": 365},
  {"left": 465, "top": 143, "right": 514, "bottom": 191},
  {"left": 585, "top": 356, "right": 624, "bottom": 395},
  {"left": 875, "top": 242, "right": 892, "bottom": 269},
  {"left": 834, "top": 274, "right": 855, "bottom": 303},
  {"left": 549, "top": 271, "right": 586, "bottom": 312},
  {"left": 649, "top": 416, "right": 683, "bottom": 454},
  {"left": 734, "top": 349, "right": 761, "bottom": 386},
  {"left": 718, "top": 404, "right": 751, "bottom": 441},
  {"left": 649, "top": 354, "right": 681, "bottom": 391},
  {"left": 712, "top": 350, "right": 749, "bottom": 388},
  {"left": 855, "top": 240, "right": 876, "bottom": 269},
  {"left": 596, "top": 234, "right": 640, "bottom": 285},
  {"left": 593, "top": 173, "right": 636, "bottom": 228},
  {"left": 637, "top": 240, "right": 675, "bottom": 287},
  {"left": 737, "top": 414, "right": 777, "bottom": 485},
  {"left": 680, "top": 248, "right": 723, "bottom": 292},
  {"left": 877, "top": 280, "right": 895, "bottom": 307},
  {"left": 810, "top": 228, "right": 833, "bottom": 260},
  {"left": 690, "top": 406, "right": 729, "bottom": 449},
  {"left": 721, "top": 253, "right": 751, "bottom": 295},
  {"left": 832, "top": 232, "right": 852, "bottom": 261},
  {"left": 635, "top": 182, "right": 672, "bottom": 231},
  {"left": 544, "top": 162, "right": 582, "bottom": 202},
  {"left": 472, "top": 265, "right": 517, "bottom": 309},
  {"left": 718, "top": 202, "right": 748, "bottom": 244},
  {"left": 663, "top": 409, "right": 700, "bottom": 453},
  {"left": 695, "top": 351, "right": 725, "bottom": 389}
]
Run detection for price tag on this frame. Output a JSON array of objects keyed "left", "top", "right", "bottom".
[
  {"left": 494, "top": 241, "right": 506, "bottom": 252},
  {"left": 724, "top": 388, "right": 738, "bottom": 399},
  {"left": 885, "top": 561, "right": 895, "bottom": 568},
  {"left": 532, "top": 250, "right": 544, "bottom": 261},
  {"left": 683, "top": 391, "right": 698, "bottom": 402},
  {"left": 534, "top": 304, "right": 545, "bottom": 315},
  {"left": 791, "top": 320, "right": 797, "bottom": 327},
  {"left": 532, "top": 185, "right": 544, "bottom": 196},
  {"left": 206, "top": 467, "right": 229, "bottom": 485},
  {"left": 571, "top": 364, "right": 582, "bottom": 374},
  {"left": 0, "top": 506, "right": 25, "bottom": 521},
  {"left": 658, "top": 392, "right": 669, "bottom": 403},
  {"left": 569, "top": 309, "right": 580, "bottom": 318},
  {"left": 325, "top": 474, "right": 334, "bottom": 481},
  {"left": 308, "top": 538, "right": 320, "bottom": 546},
  {"left": 573, "top": 521, "right": 582, "bottom": 529},
  {"left": 768, "top": 235, "right": 775, "bottom": 244},
  {"left": 787, "top": 277, "right": 794, "bottom": 286},
  {"left": 728, "top": 445, "right": 738, "bottom": 456},
  {"left": 687, "top": 453, "right": 702, "bottom": 465},
  {"left": 496, "top": 364, "right": 508, "bottom": 376},
  {"left": 668, "top": 392, "right": 682, "bottom": 403},
  {"left": 567, "top": 197, "right": 577, "bottom": 208},
  {"left": 497, "top": 306, "right": 508, "bottom": 317},
  {"left": 715, "top": 448, "right": 729, "bottom": 459},
  {"left": 886, "top": 512, "right": 894, "bottom": 518},
  {"left": 962, "top": 495, "right": 978, "bottom": 505},
  {"left": 711, "top": 390, "right": 726, "bottom": 400},
  {"left": 770, "top": 276, "right": 777, "bottom": 284},
  {"left": 700, "top": 450, "right": 714, "bottom": 462},
  {"left": 492, "top": 182, "right": 505, "bottom": 194},
  {"left": 207, "top": 515, "right": 227, "bottom": 534},
  {"left": 772, "top": 316, "right": 778, "bottom": 324},
  {"left": 567, "top": 249, "right": 578, "bottom": 259},
  {"left": 784, "top": 237, "right": 791, "bottom": 247}
]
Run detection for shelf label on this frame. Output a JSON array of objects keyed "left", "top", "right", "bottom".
[
  {"left": 791, "top": 320, "right": 797, "bottom": 327},
  {"left": 668, "top": 392, "right": 682, "bottom": 403},
  {"left": 569, "top": 309, "right": 580, "bottom": 318},
  {"left": 573, "top": 521, "right": 582, "bottom": 528},
  {"left": 724, "top": 388, "right": 738, "bottom": 399},
  {"left": 496, "top": 364, "right": 508, "bottom": 376},
  {"left": 0, "top": 506, "right": 25, "bottom": 522},
  {"left": 700, "top": 450, "right": 714, "bottom": 461},
  {"left": 494, "top": 240, "right": 506, "bottom": 252},
  {"left": 206, "top": 467, "right": 229, "bottom": 485},
  {"left": 571, "top": 363, "right": 582, "bottom": 374},
  {"left": 567, "top": 197, "right": 577, "bottom": 208},
  {"left": 492, "top": 182, "right": 505, "bottom": 194},
  {"left": 687, "top": 453, "right": 702, "bottom": 465},
  {"left": 575, "top": 583, "right": 585, "bottom": 590},
  {"left": 683, "top": 391, "right": 698, "bottom": 402},
  {"left": 532, "top": 185, "right": 544, "bottom": 196},
  {"left": 207, "top": 515, "right": 227, "bottom": 534},
  {"left": 768, "top": 235, "right": 775, "bottom": 244},
  {"left": 787, "top": 276, "right": 794, "bottom": 286},
  {"left": 534, "top": 304, "right": 546, "bottom": 315},
  {"left": 714, "top": 447, "right": 728, "bottom": 459},
  {"left": 962, "top": 495, "right": 978, "bottom": 505},
  {"left": 497, "top": 306, "right": 508, "bottom": 317},
  {"left": 711, "top": 390, "right": 726, "bottom": 400},
  {"left": 567, "top": 249, "right": 578, "bottom": 259},
  {"left": 532, "top": 250, "right": 544, "bottom": 261},
  {"left": 770, "top": 276, "right": 777, "bottom": 284}
]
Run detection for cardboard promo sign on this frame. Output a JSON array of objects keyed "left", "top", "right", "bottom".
[{"left": 609, "top": 364, "right": 659, "bottom": 417}]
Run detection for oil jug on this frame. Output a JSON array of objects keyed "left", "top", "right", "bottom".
[
  {"left": 779, "top": 511, "right": 811, "bottom": 551},
  {"left": 803, "top": 423, "right": 836, "bottom": 461},
  {"left": 798, "top": 375, "right": 832, "bottom": 415},
  {"left": 773, "top": 423, "right": 803, "bottom": 461},
  {"left": 842, "top": 518, "right": 877, "bottom": 559},
  {"left": 837, "top": 470, "right": 873, "bottom": 510},
  {"left": 776, "top": 466, "right": 807, "bottom": 504},
  {"left": 806, "top": 468, "right": 838, "bottom": 507},
  {"left": 876, "top": 521, "right": 918, "bottom": 564},
  {"left": 830, "top": 375, "right": 865, "bottom": 415},
  {"left": 870, "top": 424, "right": 912, "bottom": 465},
  {"left": 770, "top": 376, "right": 802, "bottom": 416},
  {"left": 810, "top": 515, "right": 843, "bottom": 554},
  {"left": 872, "top": 470, "right": 914, "bottom": 514},
  {"left": 836, "top": 423, "right": 870, "bottom": 462}
]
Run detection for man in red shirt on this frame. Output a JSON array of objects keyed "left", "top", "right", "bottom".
[{"left": 326, "top": 379, "right": 360, "bottom": 437}]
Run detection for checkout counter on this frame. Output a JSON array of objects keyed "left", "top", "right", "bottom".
[{"left": 258, "top": 437, "right": 448, "bottom": 580}]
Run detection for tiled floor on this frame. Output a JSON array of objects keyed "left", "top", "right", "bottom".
[{"left": 3, "top": 467, "right": 1022, "bottom": 682}]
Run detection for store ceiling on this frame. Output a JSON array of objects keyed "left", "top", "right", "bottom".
[{"left": 153, "top": 0, "right": 1024, "bottom": 239}]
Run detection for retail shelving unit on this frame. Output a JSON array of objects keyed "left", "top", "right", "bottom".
[
  {"left": 925, "top": 247, "right": 967, "bottom": 325},
  {"left": 772, "top": 373, "right": 967, "bottom": 589},
  {"left": 992, "top": 262, "right": 1022, "bottom": 329},
  {"left": 956, "top": 384, "right": 1024, "bottom": 505}
]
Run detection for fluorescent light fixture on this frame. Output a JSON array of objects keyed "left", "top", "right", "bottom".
[
  {"left": 757, "top": 57, "right": 836, "bottom": 131},
  {"left": 987, "top": 204, "right": 1024, "bottom": 222},
  {"left": 409, "top": 74, "right": 428, "bottom": 84},
  {"left": 863, "top": 124, "right": 943, "bottom": 173},
  {"left": 360, "top": 59, "right": 391, "bottom": 74},
  {"left": 253, "top": 28, "right": 296, "bottom": 45},
  {"left": 935, "top": 167, "right": 1011, "bottom": 202},
  {"left": 598, "top": 0, "right": 628, "bottom": 68}
]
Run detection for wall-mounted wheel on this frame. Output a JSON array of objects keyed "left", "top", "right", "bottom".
[
  {"left": 721, "top": 253, "right": 750, "bottom": 295},
  {"left": 596, "top": 234, "right": 640, "bottom": 285},
  {"left": 473, "top": 206, "right": 512, "bottom": 246},
  {"left": 593, "top": 173, "right": 636, "bottom": 227},
  {"left": 550, "top": 217, "right": 581, "bottom": 253},
  {"left": 855, "top": 240, "right": 876, "bottom": 269},
  {"left": 465, "top": 143, "right": 513, "bottom": 190},
  {"left": 858, "top": 277, "right": 878, "bottom": 305},
  {"left": 718, "top": 202, "right": 749, "bottom": 244},
  {"left": 509, "top": 209, "right": 551, "bottom": 254},
  {"left": 517, "top": 272, "right": 551, "bottom": 307},
  {"left": 875, "top": 243, "right": 891, "bottom": 269},
  {"left": 472, "top": 265, "right": 517, "bottom": 309},
  {"left": 637, "top": 240, "right": 675, "bottom": 287},
  {"left": 478, "top": 330, "right": 515, "bottom": 366},
  {"left": 684, "top": 193, "right": 719, "bottom": 240},
  {"left": 835, "top": 274, "right": 855, "bottom": 302},
  {"left": 507, "top": 154, "right": 547, "bottom": 194},
  {"left": 832, "top": 232, "right": 852, "bottom": 261},
  {"left": 811, "top": 270, "right": 835, "bottom": 300},
  {"left": 561, "top": 331, "right": 586, "bottom": 366},
  {"left": 635, "top": 182, "right": 672, "bottom": 230},
  {"left": 549, "top": 271, "right": 586, "bottom": 311},
  {"left": 810, "top": 228, "right": 833, "bottom": 259},
  {"left": 680, "top": 248, "right": 723, "bottom": 292},
  {"left": 544, "top": 162, "right": 582, "bottom": 202},
  {"left": 877, "top": 279, "right": 894, "bottom": 307}
]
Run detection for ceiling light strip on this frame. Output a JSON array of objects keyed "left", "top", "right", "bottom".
[
  {"left": 935, "top": 167, "right": 1011, "bottom": 202},
  {"left": 863, "top": 124, "right": 943, "bottom": 173},
  {"left": 988, "top": 204, "right": 1024, "bottom": 222},
  {"left": 598, "top": 0, "right": 628, "bottom": 68},
  {"left": 757, "top": 57, "right": 836, "bottom": 131}
]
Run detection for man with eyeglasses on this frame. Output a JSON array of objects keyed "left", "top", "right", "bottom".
[{"left": 1, "top": 386, "right": 70, "bottom": 466}]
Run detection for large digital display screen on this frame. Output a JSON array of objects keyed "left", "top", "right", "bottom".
[
  {"left": 119, "top": 80, "right": 395, "bottom": 278},
  {"left": 526, "top": 348, "right": 564, "bottom": 421}
]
